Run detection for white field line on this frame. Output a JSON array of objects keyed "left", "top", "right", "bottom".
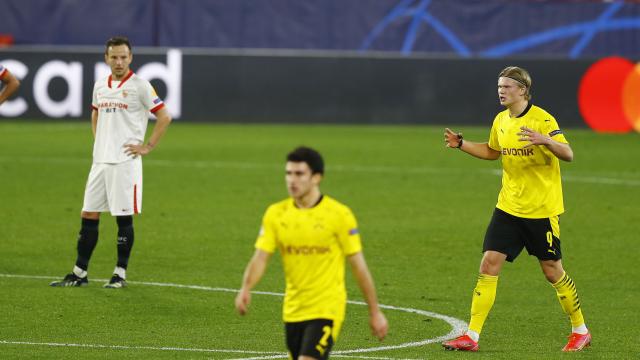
[
  {"left": 227, "top": 355, "right": 424, "bottom": 360},
  {"left": 0, "top": 273, "right": 466, "bottom": 357},
  {"left": 1, "top": 155, "right": 639, "bottom": 186},
  {"left": 0, "top": 342, "right": 421, "bottom": 360},
  {"left": 0, "top": 340, "right": 281, "bottom": 355}
]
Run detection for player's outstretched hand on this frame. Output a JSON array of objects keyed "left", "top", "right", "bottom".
[
  {"left": 235, "top": 288, "right": 251, "bottom": 316},
  {"left": 370, "top": 310, "right": 388, "bottom": 341},
  {"left": 517, "top": 126, "right": 549, "bottom": 148},
  {"left": 123, "top": 143, "right": 153, "bottom": 157},
  {"left": 444, "top": 128, "right": 463, "bottom": 148}
]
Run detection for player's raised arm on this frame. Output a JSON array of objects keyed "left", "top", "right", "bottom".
[
  {"left": 517, "top": 126, "right": 573, "bottom": 162},
  {"left": 235, "top": 249, "right": 272, "bottom": 315},
  {"left": 348, "top": 252, "right": 388, "bottom": 340},
  {"left": 444, "top": 128, "right": 500, "bottom": 160}
]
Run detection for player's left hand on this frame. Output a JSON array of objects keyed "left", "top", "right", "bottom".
[
  {"left": 370, "top": 310, "right": 388, "bottom": 341},
  {"left": 124, "top": 143, "right": 152, "bottom": 157},
  {"left": 235, "top": 288, "right": 251, "bottom": 316},
  {"left": 517, "top": 126, "right": 550, "bottom": 148}
]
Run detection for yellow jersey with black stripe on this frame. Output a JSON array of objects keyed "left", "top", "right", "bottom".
[
  {"left": 488, "top": 103, "right": 568, "bottom": 218},
  {"left": 255, "top": 195, "right": 362, "bottom": 328}
]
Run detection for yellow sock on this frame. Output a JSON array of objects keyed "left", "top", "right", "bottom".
[
  {"left": 468, "top": 274, "right": 498, "bottom": 335},
  {"left": 552, "top": 272, "right": 585, "bottom": 328}
]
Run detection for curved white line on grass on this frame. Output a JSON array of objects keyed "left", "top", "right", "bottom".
[
  {"left": 0, "top": 273, "right": 466, "bottom": 355},
  {"left": 0, "top": 340, "right": 421, "bottom": 360},
  {"left": 227, "top": 355, "right": 424, "bottom": 360},
  {"left": 334, "top": 301, "right": 466, "bottom": 354},
  {"left": 2, "top": 156, "right": 639, "bottom": 186}
]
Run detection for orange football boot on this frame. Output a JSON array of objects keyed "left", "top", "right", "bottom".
[
  {"left": 562, "top": 332, "right": 591, "bottom": 352},
  {"left": 442, "top": 334, "right": 479, "bottom": 352}
]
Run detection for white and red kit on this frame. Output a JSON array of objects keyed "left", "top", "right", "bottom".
[{"left": 82, "top": 70, "right": 164, "bottom": 216}]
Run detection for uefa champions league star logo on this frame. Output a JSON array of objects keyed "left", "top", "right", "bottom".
[{"left": 360, "top": 0, "right": 640, "bottom": 59}]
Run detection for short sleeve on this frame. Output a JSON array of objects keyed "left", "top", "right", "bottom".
[
  {"left": 337, "top": 206, "right": 362, "bottom": 256},
  {"left": 488, "top": 115, "right": 501, "bottom": 151},
  {"left": 141, "top": 80, "right": 165, "bottom": 113},
  {"left": 255, "top": 206, "right": 277, "bottom": 253},
  {"left": 542, "top": 116, "right": 569, "bottom": 144},
  {"left": 542, "top": 116, "right": 568, "bottom": 144}
]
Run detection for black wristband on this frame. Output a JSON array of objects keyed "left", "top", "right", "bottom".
[{"left": 456, "top": 134, "right": 464, "bottom": 149}]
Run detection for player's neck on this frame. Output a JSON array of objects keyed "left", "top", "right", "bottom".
[
  {"left": 294, "top": 189, "right": 322, "bottom": 209},
  {"left": 508, "top": 100, "right": 528, "bottom": 118}
]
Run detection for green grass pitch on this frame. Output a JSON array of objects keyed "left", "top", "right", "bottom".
[{"left": 0, "top": 121, "right": 638, "bottom": 359}]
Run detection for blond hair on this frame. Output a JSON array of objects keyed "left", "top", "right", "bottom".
[{"left": 499, "top": 66, "right": 532, "bottom": 100}]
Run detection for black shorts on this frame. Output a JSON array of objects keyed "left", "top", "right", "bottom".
[
  {"left": 285, "top": 319, "right": 334, "bottom": 360},
  {"left": 483, "top": 208, "right": 562, "bottom": 262}
]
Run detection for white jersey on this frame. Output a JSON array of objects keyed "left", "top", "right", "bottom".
[
  {"left": 91, "top": 70, "right": 164, "bottom": 164},
  {"left": 0, "top": 64, "right": 7, "bottom": 79}
]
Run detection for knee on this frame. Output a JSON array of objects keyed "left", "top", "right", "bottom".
[
  {"left": 479, "top": 262, "right": 497, "bottom": 275},
  {"left": 479, "top": 256, "right": 503, "bottom": 276},
  {"left": 81, "top": 211, "right": 100, "bottom": 220},
  {"left": 541, "top": 262, "right": 564, "bottom": 283}
]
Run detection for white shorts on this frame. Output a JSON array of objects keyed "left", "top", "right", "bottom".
[{"left": 82, "top": 158, "right": 143, "bottom": 216}]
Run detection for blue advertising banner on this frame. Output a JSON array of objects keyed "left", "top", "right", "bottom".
[{"left": 1, "top": 0, "right": 639, "bottom": 58}]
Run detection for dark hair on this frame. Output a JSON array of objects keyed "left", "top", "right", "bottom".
[
  {"left": 287, "top": 146, "right": 324, "bottom": 175},
  {"left": 105, "top": 36, "right": 132, "bottom": 54}
]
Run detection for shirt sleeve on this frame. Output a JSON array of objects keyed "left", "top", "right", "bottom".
[
  {"left": 141, "top": 80, "right": 165, "bottom": 113},
  {"left": 542, "top": 116, "right": 568, "bottom": 144},
  {"left": 488, "top": 115, "right": 501, "bottom": 151},
  {"left": 255, "top": 206, "right": 277, "bottom": 254},
  {"left": 336, "top": 206, "right": 363, "bottom": 256}
]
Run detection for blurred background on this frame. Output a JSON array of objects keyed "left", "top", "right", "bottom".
[{"left": 0, "top": 0, "right": 639, "bottom": 132}]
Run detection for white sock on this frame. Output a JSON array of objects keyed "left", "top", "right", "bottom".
[
  {"left": 465, "top": 330, "right": 480, "bottom": 342},
  {"left": 113, "top": 266, "right": 126, "bottom": 279},
  {"left": 72, "top": 266, "right": 87, "bottom": 278},
  {"left": 572, "top": 324, "right": 588, "bottom": 335}
]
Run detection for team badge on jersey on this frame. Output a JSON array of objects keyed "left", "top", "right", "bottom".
[{"left": 122, "top": 90, "right": 128, "bottom": 98}]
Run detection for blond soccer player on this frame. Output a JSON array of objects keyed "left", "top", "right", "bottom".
[{"left": 442, "top": 66, "right": 590, "bottom": 352}]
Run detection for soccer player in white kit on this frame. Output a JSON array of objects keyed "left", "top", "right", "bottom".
[
  {"left": 51, "top": 36, "right": 172, "bottom": 288},
  {"left": 0, "top": 63, "right": 21, "bottom": 106}
]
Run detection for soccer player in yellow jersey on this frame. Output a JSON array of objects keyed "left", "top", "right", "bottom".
[
  {"left": 235, "top": 146, "right": 388, "bottom": 360},
  {"left": 442, "top": 66, "right": 591, "bottom": 352}
]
